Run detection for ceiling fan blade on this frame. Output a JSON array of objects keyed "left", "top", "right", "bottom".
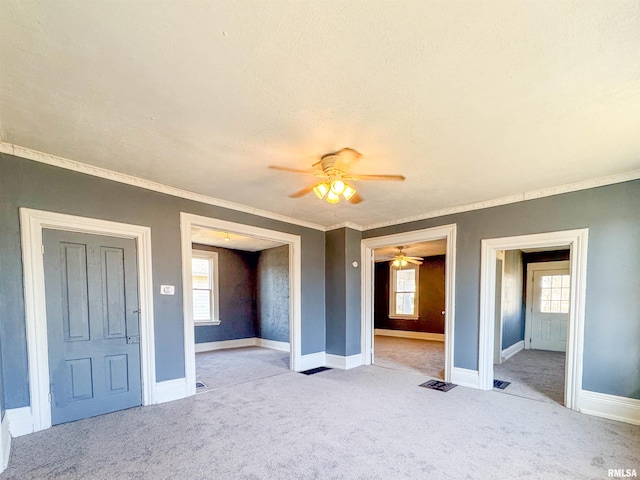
[
  {"left": 289, "top": 185, "right": 315, "bottom": 198},
  {"left": 406, "top": 258, "right": 423, "bottom": 265},
  {"left": 347, "top": 192, "right": 364, "bottom": 204},
  {"left": 406, "top": 256, "right": 423, "bottom": 260},
  {"left": 269, "top": 165, "right": 318, "bottom": 176},
  {"left": 346, "top": 174, "right": 406, "bottom": 181}
]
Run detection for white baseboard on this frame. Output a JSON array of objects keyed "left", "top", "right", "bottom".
[
  {"left": 256, "top": 338, "right": 290, "bottom": 352},
  {"left": 6, "top": 407, "right": 34, "bottom": 437},
  {"left": 0, "top": 413, "right": 10, "bottom": 472},
  {"left": 154, "top": 378, "right": 189, "bottom": 404},
  {"left": 325, "top": 353, "right": 363, "bottom": 370},
  {"left": 501, "top": 340, "right": 525, "bottom": 362},
  {"left": 579, "top": 390, "right": 640, "bottom": 426},
  {"left": 195, "top": 337, "right": 291, "bottom": 353},
  {"left": 450, "top": 367, "right": 480, "bottom": 389},
  {"left": 297, "top": 351, "right": 325, "bottom": 371},
  {"left": 195, "top": 338, "right": 256, "bottom": 353},
  {"left": 374, "top": 329, "right": 445, "bottom": 342}
]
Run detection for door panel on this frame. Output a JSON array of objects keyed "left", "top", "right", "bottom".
[
  {"left": 44, "top": 229, "right": 142, "bottom": 425},
  {"left": 105, "top": 354, "right": 129, "bottom": 393},
  {"left": 60, "top": 243, "right": 91, "bottom": 341},
  {"left": 530, "top": 268, "right": 570, "bottom": 352},
  {"left": 101, "top": 247, "right": 127, "bottom": 338},
  {"left": 66, "top": 358, "right": 93, "bottom": 400}
]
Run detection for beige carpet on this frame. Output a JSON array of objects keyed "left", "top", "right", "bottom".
[
  {"left": 374, "top": 335, "right": 444, "bottom": 379},
  {"left": 494, "top": 349, "right": 565, "bottom": 405},
  {"left": 3, "top": 347, "right": 639, "bottom": 479},
  {"left": 196, "top": 346, "right": 290, "bottom": 393}
]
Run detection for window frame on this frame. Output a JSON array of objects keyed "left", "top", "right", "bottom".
[
  {"left": 191, "top": 249, "right": 220, "bottom": 325},
  {"left": 388, "top": 263, "right": 420, "bottom": 320}
]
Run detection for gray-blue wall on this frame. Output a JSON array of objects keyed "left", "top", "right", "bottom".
[
  {"left": 325, "top": 229, "right": 346, "bottom": 356},
  {"left": 193, "top": 244, "right": 290, "bottom": 344},
  {"left": 325, "top": 227, "right": 361, "bottom": 357},
  {"left": 257, "top": 245, "right": 290, "bottom": 342},
  {"left": 0, "top": 337, "right": 4, "bottom": 417},
  {"left": 364, "top": 180, "right": 640, "bottom": 399},
  {"left": 0, "top": 153, "right": 325, "bottom": 409},
  {"left": 344, "top": 228, "right": 362, "bottom": 356},
  {"left": 501, "top": 250, "right": 524, "bottom": 350},
  {"left": 192, "top": 244, "right": 257, "bottom": 343}
]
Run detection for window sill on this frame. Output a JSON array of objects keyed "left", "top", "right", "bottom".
[
  {"left": 194, "top": 320, "right": 221, "bottom": 326},
  {"left": 388, "top": 315, "right": 419, "bottom": 320}
]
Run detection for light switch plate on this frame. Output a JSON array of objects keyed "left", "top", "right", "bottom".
[{"left": 160, "top": 285, "right": 175, "bottom": 295}]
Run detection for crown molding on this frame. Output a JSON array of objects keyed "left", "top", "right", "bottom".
[
  {"left": 1, "top": 142, "right": 326, "bottom": 232},
  {"left": 4, "top": 142, "right": 639, "bottom": 235},
  {"left": 522, "top": 169, "right": 640, "bottom": 201},
  {"left": 361, "top": 170, "right": 640, "bottom": 231},
  {"left": 325, "top": 221, "right": 364, "bottom": 232}
]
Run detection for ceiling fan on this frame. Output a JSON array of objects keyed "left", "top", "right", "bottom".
[
  {"left": 390, "top": 246, "right": 423, "bottom": 268},
  {"left": 268, "top": 148, "right": 405, "bottom": 204}
]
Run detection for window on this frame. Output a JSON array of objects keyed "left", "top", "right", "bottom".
[
  {"left": 389, "top": 265, "right": 419, "bottom": 319},
  {"left": 192, "top": 250, "right": 220, "bottom": 324},
  {"left": 540, "top": 274, "right": 570, "bottom": 313}
]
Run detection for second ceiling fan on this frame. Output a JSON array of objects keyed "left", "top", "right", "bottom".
[{"left": 390, "top": 246, "right": 423, "bottom": 268}]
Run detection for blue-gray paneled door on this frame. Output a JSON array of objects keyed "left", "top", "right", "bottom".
[{"left": 43, "top": 229, "right": 142, "bottom": 425}]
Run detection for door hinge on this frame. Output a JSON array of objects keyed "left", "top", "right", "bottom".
[
  {"left": 41, "top": 244, "right": 45, "bottom": 255},
  {"left": 49, "top": 383, "right": 54, "bottom": 403}
]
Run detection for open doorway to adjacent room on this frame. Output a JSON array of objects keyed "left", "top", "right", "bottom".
[
  {"left": 189, "top": 226, "right": 291, "bottom": 393},
  {"left": 372, "top": 240, "right": 447, "bottom": 379},
  {"left": 492, "top": 248, "right": 570, "bottom": 405},
  {"left": 478, "top": 229, "right": 588, "bottom": 411},
  {"left": 361, "top": 224, "right": 456, "bottom": 383},
  {"left": 180, "top": 213, "right": 303, "bottom": 397}
]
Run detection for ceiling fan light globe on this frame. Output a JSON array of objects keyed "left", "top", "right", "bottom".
[
  {"left": 313, "top": 183, "right": 329, "bottom": 199},
  {"left": 342, "top": 184, "right": 356, "bottom": 200},
  {"left": 401, "top": 259, "right": 408, "bottom": 267},
  {"left": 392, "top": 259, "right": 400, "bottom": 267},
  {"left": 330, "top": 179, "right": 346, "bottom": 195},
  {"left": 326, "top": 191, "right": 340, "bottom": 204}
]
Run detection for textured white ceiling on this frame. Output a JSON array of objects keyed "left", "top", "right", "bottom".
[
  {"left": 191, "top": 227, "right": 283, "bottom": 252},
  {"left": 374, "top": 240, "right": 447, "bottom": 262},
  {"left": 1, "top": 1, "right": 639, "bottom": 228}
]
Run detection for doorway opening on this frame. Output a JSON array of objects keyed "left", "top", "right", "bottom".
[
  {"left": 492, "top": 248, "right": 570, "bottom": 405},
  {"left": 361, "top": 224, "right": 456, "bottom": 383},
  {"left": 180, "top": 213, "right": 302, "bottom": 397},
  {"left": 372, "top": 240, "right": 447, "bottom": 379},
  {"left": 190, "top": 226, "right": 290, "bottom": 392},
  {"left": 478, "top": 229, "right": 589, "bottom": 411}
]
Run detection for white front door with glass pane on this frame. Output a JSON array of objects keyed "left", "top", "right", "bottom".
[
  {"left": 389, "top": 265, "right": 419, "bottom": 319},
  {"left": 529, "top": 266, "right": 570, "bottom": 352}
]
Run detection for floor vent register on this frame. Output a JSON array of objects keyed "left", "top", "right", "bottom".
[
  {"left": 300, "top": 367, "right": 332, "bottom": 375},
  {"left": 419, "top": 380, "right": 457, "bottom": 392},
  {"left": 493, "top": 379, "right": 510, "bottom": 390}
]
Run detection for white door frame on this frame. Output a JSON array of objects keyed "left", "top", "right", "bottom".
[
  {"left": 493, "top": 251, "right": 505, "bottom": 365},
  {"left": 20, "top": 208, "right": 156, "bottom": 433},
  {"left": 180, "top": 212, "right": 302, "bottom": 397},
  {"left": 478, "top": 229, "right": 589, "bottom": 410},
  {"left": 361, "top": 224, "right": 456, "bottom": 382},
  {"left": 524, "top": 260, "right": 570, "bottom": 351}
]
